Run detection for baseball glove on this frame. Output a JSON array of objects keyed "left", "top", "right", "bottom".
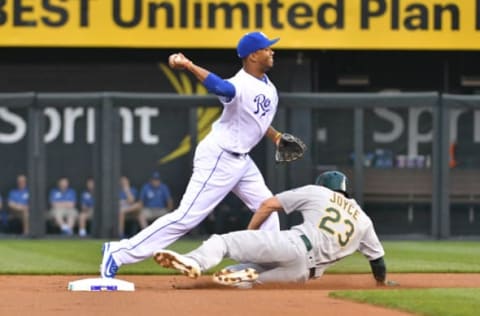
[{"left": 275, "top": 133, "right": 307, "bottom": 163}]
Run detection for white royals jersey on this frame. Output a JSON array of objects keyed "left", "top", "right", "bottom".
[
  {"left": 276, "top": 185, "right": 385, "bottom": 269},
  {"left": 209, "top": 68, "right": 279, "bottom": 154}
]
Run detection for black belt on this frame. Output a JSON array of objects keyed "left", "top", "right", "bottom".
[
  {"left": 224, "top": 150, "right": 248, "bottom": 158},
  {"left": 232, "top": 152, "right": 247, "bottom": 158}
]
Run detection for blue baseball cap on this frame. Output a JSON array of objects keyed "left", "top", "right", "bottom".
[
  {"left": 151, "top": 172, "right": 161, "bottom": 180},
  {"left": 237, "top": 32, "right": 280, "bottom": 58}
]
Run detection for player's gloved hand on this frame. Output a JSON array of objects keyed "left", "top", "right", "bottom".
[
  {"left": 377, "top": 279, "right": 399, "bottom": 287},
  {"left": 275, "top": 133, "right": 307, "bottom": 163},
  {"left": 168, "top": 53, "right": 192, "bottom": 70}
]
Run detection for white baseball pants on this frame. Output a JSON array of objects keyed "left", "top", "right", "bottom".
[{"left": 187, "top": 230, "right": 311, "bottom": 283}]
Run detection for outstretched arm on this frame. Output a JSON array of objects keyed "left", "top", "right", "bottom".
[
  {"left": 369, "top": 257, "right": 386, "bottom": 284},
  {"left": 359, "top": 224, "right": 398, "bottom": 286},
  {"left": 369, "top": 257, "right": 399, "bottom": 286},
  {"left": 169, "top": 53, "right": 235, "bottom": 98},
  {"left": 265, "top": 126, "right": 282, "bottom": 145},
  {"left": 247, "top": 196, "right": 283, "bottom": 230}
]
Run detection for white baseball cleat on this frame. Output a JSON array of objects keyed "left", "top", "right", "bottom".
[
  {"left": 212, "top": 268, "right": 259, "bottom": 288},
  {"left": 153, "top": 250, "right": 201, "bottom": 279}
]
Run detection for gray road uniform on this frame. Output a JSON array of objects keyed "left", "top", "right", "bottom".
[{"left": 186, "top": 184, "right": 385, "bottom": 283}]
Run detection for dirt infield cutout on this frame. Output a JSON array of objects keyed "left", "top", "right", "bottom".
[{"left": 0, "top": 274, "right": 478, "bottom": 316}]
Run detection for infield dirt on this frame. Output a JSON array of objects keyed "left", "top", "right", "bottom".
[{"left": 1, "top": 273, "right": 479, "bottom": 316}]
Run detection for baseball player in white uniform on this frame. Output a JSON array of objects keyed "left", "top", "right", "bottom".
[
  {"left": 100, "top": 32, "right": 290, "bottom": 278},
  {"left": 154, "top": 171, "right": 398, "bottom": 288}
]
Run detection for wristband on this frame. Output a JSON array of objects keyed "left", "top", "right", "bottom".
[{"left": 274, "top": 132, "right": 282, "bottom": 144}]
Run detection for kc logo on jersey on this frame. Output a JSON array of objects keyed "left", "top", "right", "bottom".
[{"left": 253, "top": 94, "right": 271, "bottom": 117}]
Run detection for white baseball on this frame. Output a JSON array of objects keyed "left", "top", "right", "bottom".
[{"left": 169, "top": 53, "right": 181, "bottom": 68}]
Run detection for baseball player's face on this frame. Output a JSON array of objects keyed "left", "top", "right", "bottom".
[{"left": 256, "top": 47, "right": 274, "bottom": 71}]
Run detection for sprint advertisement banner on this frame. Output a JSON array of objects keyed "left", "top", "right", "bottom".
[{"left": 1, "top": 0, "right": 480, "bottom": 49}]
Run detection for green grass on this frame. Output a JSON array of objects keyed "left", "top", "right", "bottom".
[
  {"left": 325, "top": 241, "right": 480, "bottom": 316},
  {"left": 0, "top": 238, "right": 233, "bottom": 275},
  {"left": 330, "top": 288, "right": 480, "bottom": 316},
  {"left": 328, "top": 241, "right": 480, "bottom": 273},
  {"left": 0, "top": 239, "right": 479, "bottom": 275}
]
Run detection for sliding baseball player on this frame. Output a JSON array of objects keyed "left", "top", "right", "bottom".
[{"left": 154, "top": 171, "right": 398, "bottom": 288}]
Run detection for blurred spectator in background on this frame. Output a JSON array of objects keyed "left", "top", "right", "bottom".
[
  {"left": 138, "top": 172, "right": 173, "bottom": 229},
  {"left": 49, "top": 177, "right": 78, "bottom": 236},
  {"left": 7, "top": 174, "right": 29, "bottom": 235},
  {"left": 118, "top": 176, "right": 141, "bottom": 238},
  {"left": 78, "top": 177, "right": 94, "bottom": 237}
]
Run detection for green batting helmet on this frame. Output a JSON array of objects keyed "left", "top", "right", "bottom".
[{"left": 315, "top": 171, "right": 348, "bottom": 192}]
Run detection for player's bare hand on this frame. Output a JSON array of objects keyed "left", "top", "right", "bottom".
[
  {"left": 168, "top": 53, "right": 192, "bottom": 70},
  {"left": 377, "top": 279, "right": 399, "bottom": 287}
]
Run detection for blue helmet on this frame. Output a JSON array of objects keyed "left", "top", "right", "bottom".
[{"left": 315, "top": 171, "right": 348, "bottom": 193}]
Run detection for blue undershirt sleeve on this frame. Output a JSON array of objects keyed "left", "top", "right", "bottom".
[{"left": 203, "top": 73, "right": 236, "bottom": 99}]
